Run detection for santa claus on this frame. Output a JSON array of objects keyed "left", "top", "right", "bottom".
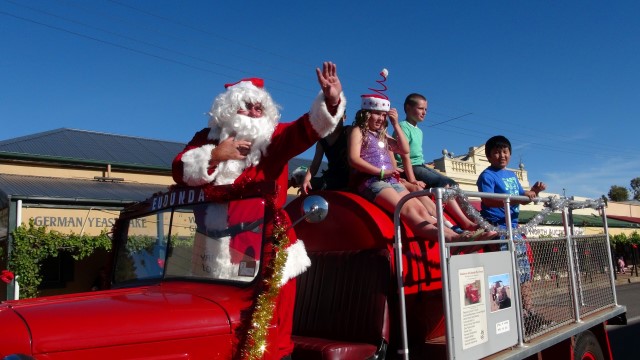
[{"left": 172, "top": 62, "right": 345, "bottom": 360}]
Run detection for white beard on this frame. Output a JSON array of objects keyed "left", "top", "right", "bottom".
[{"left": 209, "top": 113, "right": 276, "bottom": 185}]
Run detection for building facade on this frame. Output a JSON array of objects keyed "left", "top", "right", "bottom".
[{"left": 0, "top": 129, "right": 183, "bottom": 299}]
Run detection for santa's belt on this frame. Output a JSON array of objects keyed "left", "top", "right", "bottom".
[{"left": 204, "top": 219, "right": 263, "bottom": 239}]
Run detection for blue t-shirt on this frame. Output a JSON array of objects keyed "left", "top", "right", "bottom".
[{"left": 476, "top": 166, "right": 525, "bottom": 228}]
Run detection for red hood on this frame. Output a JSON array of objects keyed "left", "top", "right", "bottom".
[
  {"left": 0, "top": 305, "right": 32, "bottom": 355},
  {"left": 4, "top": 282, "right": 252, "bottom": 355}
]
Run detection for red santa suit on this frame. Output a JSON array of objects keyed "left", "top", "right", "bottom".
[{"left": 172, "top": 81, "right": 346, "bottom": 359}]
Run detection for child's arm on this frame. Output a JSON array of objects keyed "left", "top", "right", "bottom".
[
  {"left": 479, "top": 175, "right": 545, "bottom": 206},
  {"left": 389, "top": 150, "right": 416, "bottom": 185},
  {"left": 348, "top": 127, "right": 381, "bottom": 175},
  {"left": 522, "top": 181, "right": 547, "bottom": 201},
  {"left": 386, "top": 108, "right": 410, "bottom": 155},
  {"left": 301, "top": 143, "right": 325, "bottom": 194},
  {"left": 531, "top": 181, "right": 547, "bottom": 194},
  {"left": 399, "top": 153, "right": 425, "bottom": 188},
  {"left": 348, "top": 127, "right": 396, "bottom": 179}
]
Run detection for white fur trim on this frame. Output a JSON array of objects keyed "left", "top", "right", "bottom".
[
  {"left": 202, "top": 235, "right": 234, "bottom": 279},
  {"left": 309, "top": 91, "right": 346, "bottom": 138},
  {"left": 214, "top": 159, "right": 247, "bottom": 185},
  {"left": 180, "top": 144, "right": 219, "bottom": 186},
  {"left": 280, "top": 239, "right": 311, "bottom": 286}
]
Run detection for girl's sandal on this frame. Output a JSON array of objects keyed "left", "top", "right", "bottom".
[{"left": 460, "top": 229, "right": 486, "bottom": 241}]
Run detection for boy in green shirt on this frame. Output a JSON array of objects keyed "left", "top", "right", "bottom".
[
  {"left": 392, "top": 93, "right": 476, "bottom": 231},
  {"left": 393, "top": 93, "right": 457, "bottom": 188}
]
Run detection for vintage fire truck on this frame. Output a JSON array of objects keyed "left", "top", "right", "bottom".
[{"left": 0, "top": 180, "right": 627, "bottom": 359}]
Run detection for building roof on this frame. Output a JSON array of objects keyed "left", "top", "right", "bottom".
[
  {"left": 519, "top": 210, "right": 640, "bottom": 229},
  {"left": 606, "top": 215, "right": 640, "bottom": 225},
  {"left": 0, "top": 128, "right": 185, "bottom": 171},
  {"left": 0, "top": 128, "right": 325, "bottom": 208},
  {"left": 0, "top": 128, "right": 323, "bottom": 177},
  {"left": 0, "top": 174, "right": 168, "bottom": 208}
]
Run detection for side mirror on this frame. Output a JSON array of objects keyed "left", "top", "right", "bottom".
[
  {"left": 289, "top": 195, "right": 329, "bottom": 229},
  {"left": 301, "top": 195, "right": 329, "bottom": 223}
]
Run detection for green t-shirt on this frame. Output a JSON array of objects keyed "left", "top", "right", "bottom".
[{"left": 392, "top": 120, "right": 424, "bottom": 167}]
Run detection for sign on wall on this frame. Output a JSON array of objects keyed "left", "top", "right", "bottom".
[
  {"left": 523, "top": 225, "right": 584, "bottom": 238},
  {"left": 22, "top": 208, "right": 124, "bottom": 236}
]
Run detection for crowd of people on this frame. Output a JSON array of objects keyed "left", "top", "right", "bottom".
[{"left": 172, "top": 62, "right": 547, "bottom": 359}]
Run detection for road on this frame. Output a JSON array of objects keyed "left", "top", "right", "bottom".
[{"left": 608, "top": 282, "right": 640, "bottom": 360}]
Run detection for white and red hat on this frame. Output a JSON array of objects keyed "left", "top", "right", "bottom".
[
  {"left": 361, "top": 69, "right": 390, "bottom": 111},
  {"left": 224, "top": 77, "right": 264, "bottom": 89}
]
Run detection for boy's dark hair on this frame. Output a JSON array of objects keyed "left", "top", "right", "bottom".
[
  {"left": 485, "top": 135, "right": 512, "bottom": 157},
  {"left": 403, "top": 93, "right": 427, "bottom": 113}
]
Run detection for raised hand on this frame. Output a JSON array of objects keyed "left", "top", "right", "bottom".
[
  {"left": 531, "top": 181, "right": 547, "bottom": 194},
  {"left": 315, "top": 61, "right": 342, "bottom": 107},
  {"left": 388, "top": 108, "right": 399, "bottom": 126}
]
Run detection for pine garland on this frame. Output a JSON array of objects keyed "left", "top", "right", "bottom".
[{"left": 240, "top": 215, "right": 290, "bottom": 360}]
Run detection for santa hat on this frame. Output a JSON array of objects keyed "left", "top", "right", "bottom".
[
  {"left": 361, "top": 69, "right": 390, "bottom": 111},
  {"left": 224, "top": 77, "right": 264, "bottom": 89}
]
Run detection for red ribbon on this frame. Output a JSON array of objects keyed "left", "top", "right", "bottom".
[
  {"left": 367, "top": 69, "right": 389, "bottom": 100},
  {"left": 1, "top": 270, "right": 14, "bottom": 284}
]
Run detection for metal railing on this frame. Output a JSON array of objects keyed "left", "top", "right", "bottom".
[{"left": 393, "top": 188, "right": 622, "bottom": 360}]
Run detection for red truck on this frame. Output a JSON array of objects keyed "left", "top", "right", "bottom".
[{"left": 0, "top": 181, "right": 626, "bottom": 359}]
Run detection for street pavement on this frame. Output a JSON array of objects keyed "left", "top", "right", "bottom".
[{"left": 614, "top": 268, "right": 640, "bottom": 286}]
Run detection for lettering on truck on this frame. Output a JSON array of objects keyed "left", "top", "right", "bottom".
[{"left": 151, "top": 189, "right": 206, "bottom": 211}]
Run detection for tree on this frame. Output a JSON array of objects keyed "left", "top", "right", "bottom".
[
  {"left": 608, "top": 185, "right": 629, "bottom": 202},
  {"left": 630, "top": 177, "right": 640, "bottom": 201}
]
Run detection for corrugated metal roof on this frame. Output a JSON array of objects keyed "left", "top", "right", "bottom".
[
  {"left": 1, "top": 128, "right": 323, "bottom": 175},
  {"left": 0, "top": 128, "right": 185, "bottom": 169},
  {"left": 0, "top": 174, "right": 168, "bottom": 207}
]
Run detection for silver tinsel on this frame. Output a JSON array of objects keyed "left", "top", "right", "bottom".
[{"left": 442, "top": 187, "right": 605, "bottom": 236}]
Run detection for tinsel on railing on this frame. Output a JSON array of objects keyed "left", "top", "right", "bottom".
[
  {"left": 568, "top": 198, "right": 606, "bottom": 210},
  {"left": 442, "top": 187, "right": 604, "bottom": 236}
]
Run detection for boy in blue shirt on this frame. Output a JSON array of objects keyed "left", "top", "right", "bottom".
[
  {"left": 477, "top": 135, "right": 548, "bottom": 335},
  {"left": 477, "top": 135, "right": 546, "bottom": 228}
]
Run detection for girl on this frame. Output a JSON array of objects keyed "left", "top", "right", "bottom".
[{"left": 348, "top": 104, "right": 494, "bottom": 243}]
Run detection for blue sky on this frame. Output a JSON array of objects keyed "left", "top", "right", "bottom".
[{"left": 2, "top": 0, "right": 639, "bottom": 199}]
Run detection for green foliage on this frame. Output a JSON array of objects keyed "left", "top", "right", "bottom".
[
  {"left": 631, "top": 177, "right": 640, "bottom": 201},
  {"left": 610, "top": 231, "right": 640, "bottom": 246},
  {"left": 608, "top": 185, "right": 629, "bottom": 202},
  {"left": 124, "top": 234, "right": 193, "bottom": 252},
  {"left": 8, "top": 219, "right": 112, "bottom": 299},
  {"left": 124, "top": 234, "right": 158, "bottom": 252}
]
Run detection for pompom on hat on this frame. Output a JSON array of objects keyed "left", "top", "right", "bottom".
[{"left": 361, "top": 69, "right": 390, "bottom": 111}]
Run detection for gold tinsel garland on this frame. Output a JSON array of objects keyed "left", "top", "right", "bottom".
[{"left": 240, "top": 213, "right": 290, "bottom": 360}]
